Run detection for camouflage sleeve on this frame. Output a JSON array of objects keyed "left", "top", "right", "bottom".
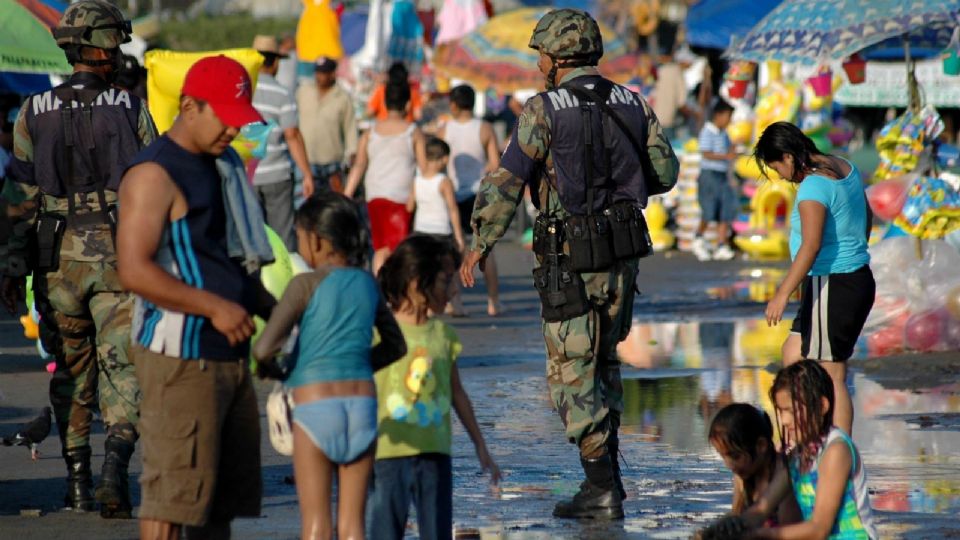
[
  {"left": 639, "top": 96, "right": 679, "bottom": 193},
  {"left": 470, "top": 95, "right": 550, "bottom": 255},
  {"left": 137, "top": 102, "right": 159, "bottom": 146},
  {"left": 3, "top": 102, "right": 39, "bottom": 277}
]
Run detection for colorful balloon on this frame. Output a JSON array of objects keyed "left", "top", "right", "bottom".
[
  {"left": 904, "top": 309, "right": 946, "bottom": 352},
  {"left": 947, "top": 285, "right": 960, "bottom": 321},
  {"left": 866, "top": 180, "right": 908, "bottom": 222},
  {"left": 867, "top": 326, "right": 904, "bottom": 357}
]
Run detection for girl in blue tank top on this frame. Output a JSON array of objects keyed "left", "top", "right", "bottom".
[
  {"left": 252, "top": 192, "right": 406, "bottom": 540},
  {"left": 707, "top": 361, "right": 878, "bottom": 539}
]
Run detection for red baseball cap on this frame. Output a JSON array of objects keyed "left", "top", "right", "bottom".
[{"left": 181, "top": 55, "right": 264, "bottom": 128}]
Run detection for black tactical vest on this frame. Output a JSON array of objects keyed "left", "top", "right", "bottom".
[
  {"left": 540, "top": 75, "right": 648, "bottom": 215},
  {"left": 20, "top": 72, "right": 143, "bottom": 198}
]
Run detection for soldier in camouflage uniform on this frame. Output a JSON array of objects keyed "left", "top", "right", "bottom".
[
  {"left": 0, "top": 0, "right": 157, "bottom": 518},
  {"left": 460, "top": 9, "right": 678, "bottom": 519}
]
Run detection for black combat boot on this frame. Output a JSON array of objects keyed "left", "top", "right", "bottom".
[
  {"left": 64, "top": 446, "right": 96, "bottom": 512},
  {"left": 608, "top": 432, "right": 627, "bottom": 501},
  {"left": 95, "top": 437, "right": 135, "bottom": 519},
  {"left": 552, "top": 454, "right": 624, "bottom": 520}
]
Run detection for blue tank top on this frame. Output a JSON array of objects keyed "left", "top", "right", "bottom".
[
  {"left": 286, "top": 268, "right": 381, "bottom": 387},
  {"left": 128, "top": 135, "right": 254, "bottom": 360}
]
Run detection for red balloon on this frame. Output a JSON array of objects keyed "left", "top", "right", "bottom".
[
  {"left": 866, "top": 181, "right": 908, "bottom": 221},
  {"left": 904, "top": 309, "right": 946, "bottom": 352},
  {"left": 867, "top": 326, "right": 904, "bottom": 357}
]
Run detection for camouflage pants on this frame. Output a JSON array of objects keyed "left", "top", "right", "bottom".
[
  {"left": 35, "top": 259, "right": 139, "bottom": 451},
  {"left": 543, "top": 259, "right": 638, "bottom": 459}
]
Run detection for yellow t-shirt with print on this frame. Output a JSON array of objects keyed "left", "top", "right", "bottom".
[{"left": 374, "top": 318, "right": 461, "bottom": 459}]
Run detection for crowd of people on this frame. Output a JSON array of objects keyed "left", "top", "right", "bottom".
[{"left": 0, "top": 1, "right": 882, "bottom": 539}]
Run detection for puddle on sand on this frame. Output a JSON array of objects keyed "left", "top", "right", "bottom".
[
  {"left": 617, "top": 320, "right": 960, "bottom": 512},
  {"left": 443, "top": 318, "right": 960, "bottom": 538}
]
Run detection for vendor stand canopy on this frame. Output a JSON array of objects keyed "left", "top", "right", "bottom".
[
  {"left": 434, "top": 7, "right": 634, "bottom": 93},
  {"left": 685, "top": 0, "right": 781, "bottom": 50}
]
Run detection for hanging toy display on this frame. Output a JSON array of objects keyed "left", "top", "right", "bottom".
[{"left": 873, "top": 106, "right": 944, "bottom": 183}]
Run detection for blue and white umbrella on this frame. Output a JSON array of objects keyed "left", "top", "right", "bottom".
[{"left": 726, "top": 0, "right": 960, "bottom": 64}]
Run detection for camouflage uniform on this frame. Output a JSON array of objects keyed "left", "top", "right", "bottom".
[
  {"left": 469, "top": 10, "right": 677, "bottom": 517},
  {"left": 10, "top": 96, "right": 155, "bottom": 450},
  {"left": 3, "top": 0, "right": 157, "bottom": 516}
]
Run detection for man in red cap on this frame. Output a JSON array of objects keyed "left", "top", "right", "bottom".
[{"left": 116, "top": 55, "right": 274, "bottom": 539}]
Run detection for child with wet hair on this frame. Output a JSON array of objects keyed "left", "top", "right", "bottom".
[
  {"left": 708, "top": 404, "right": 801, "bottom": 528},
  {"left": 701, "top": 361, "right": 878, "bottom": 539}
]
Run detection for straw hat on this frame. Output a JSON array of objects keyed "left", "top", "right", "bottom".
[{"left": 252, "top": 35, "right": 288, "bottom": 58}]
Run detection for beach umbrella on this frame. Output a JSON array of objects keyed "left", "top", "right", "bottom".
[
  {"left": 726, "top": 0, "right": 960, "bottom": 111},
  {"left": 726, "top": 0, "right": 960, "bottom": 65},
  {"left": 0, "top": 0, "right": 70, "bottom": 74},
  {"left": 434, "top": 7, "right": 636, "bottom": 93},
  {"left": 14, "top": 0, "right": 66, "bottom": 30}
]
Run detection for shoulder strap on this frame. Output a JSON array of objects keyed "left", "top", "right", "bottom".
[
  {"left": 570, "top": 80, "right": 616, "bottom": 214},
  {"left": 562, "top": 83, "right": 645, "bottom": 162},
  {"left": 52, "top": 82, "right": 117, "bottom": 238},
  {"left": 564, "top": 82, "right": 666, "bottom": 200}
]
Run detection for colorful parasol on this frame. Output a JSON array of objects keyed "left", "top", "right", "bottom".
[
  {"left": 726, "top": 0, "right": 960, "bottom": 65},
  {"left": 434, "top": 7, "right": 636, "bottom": 93},
  {"left": 0, "top": 0, "right": 70, "bottom": 74}
]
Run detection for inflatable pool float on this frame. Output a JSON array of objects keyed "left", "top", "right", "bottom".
[
  {"left": 733, "top": 179, "right": 796, "bottom": 260},
  {"left": 644, "top": 201, "right": 674, "bottom": 251}
]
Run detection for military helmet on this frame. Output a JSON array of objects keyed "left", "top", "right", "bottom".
[
  {"left": 528, "top": 9, "right": 603, "bottom": 61},
  {"left": 53, "top": 0, "right": 132, "bottom": 50}
]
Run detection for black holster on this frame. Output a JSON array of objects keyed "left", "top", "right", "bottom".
[
  {"left": 532, "top": 216, "right": 590, "bottom": 322},
  {"left": 35, "top": 213, "right": 66, "bottom": 272}
]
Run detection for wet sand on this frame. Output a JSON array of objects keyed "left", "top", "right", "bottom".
[{"left": 0, "top": 243, "right": 958, "bottom": 538}]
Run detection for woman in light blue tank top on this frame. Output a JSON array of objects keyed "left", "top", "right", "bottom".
[
  {"left": 753, "top": 122, "right": 875, "bottom": 436},
  {"left": 252, "top": 193, "right": 406, "bottom": 540}
]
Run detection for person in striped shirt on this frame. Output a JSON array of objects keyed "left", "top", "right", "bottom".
[
  {"left": 693, "top": 99, "right": 738, "bottom": 261},
  {"left": 251, "top": 35, "right": 315, "bottom": 251}
]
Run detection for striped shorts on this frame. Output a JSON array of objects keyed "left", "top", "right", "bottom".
[{"left": 790, "top": 265, "right": 875, "bottom": 362}]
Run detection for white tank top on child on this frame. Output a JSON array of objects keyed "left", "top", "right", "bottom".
[
  {"left": 413, "top": 173, "right": 452, "bottom": 235},
  {"left": 444, "top": 118, "right": 486, "bottom": 202},
  {"left": 365, "top": 124, "right": 416, "bottom": 204}
]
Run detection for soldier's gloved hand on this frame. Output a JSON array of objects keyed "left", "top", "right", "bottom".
[{"left": 1, "top": 276, "right": 26, "bottom": 315}]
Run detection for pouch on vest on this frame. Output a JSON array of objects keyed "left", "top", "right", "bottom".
[
  {"left": 532, "top": 259, "right": 590, "bottom": 322},
  {"left": 35, "top": 214, "right": 66, "bottom": 272},
  {"left": 564, "top": 214, "right": 614, "bottom": 272},
  {"left": 606, "top": 202, "right": 652, "bottom": 260}
]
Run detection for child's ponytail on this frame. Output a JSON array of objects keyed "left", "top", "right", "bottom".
[{"left": 294, "top": 192, "right": 371, "bottom": 267}]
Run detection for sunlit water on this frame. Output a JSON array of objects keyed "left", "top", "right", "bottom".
[{"left": 442, "top": 318, "right": 960, "bottom": 539}]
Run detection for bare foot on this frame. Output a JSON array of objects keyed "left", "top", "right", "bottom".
[{"left": 487, "top": 300, "right": 504, "bottom": 317}]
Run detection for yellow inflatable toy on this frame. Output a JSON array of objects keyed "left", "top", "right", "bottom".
[
  {"left": 645, "top": 201, "right": 674, "bottom": 251},
  {"left": 144, "top": 48, "right": 264, "bottom": 135},
  {"left": 752, "top": 61, "right": 801, "bottom": 145},
  {"left": 296, "top": 0, "right": 343, "bottom": 62},
  {"left": 734, "top": 179, "right": 797, "bottom": 260}
]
